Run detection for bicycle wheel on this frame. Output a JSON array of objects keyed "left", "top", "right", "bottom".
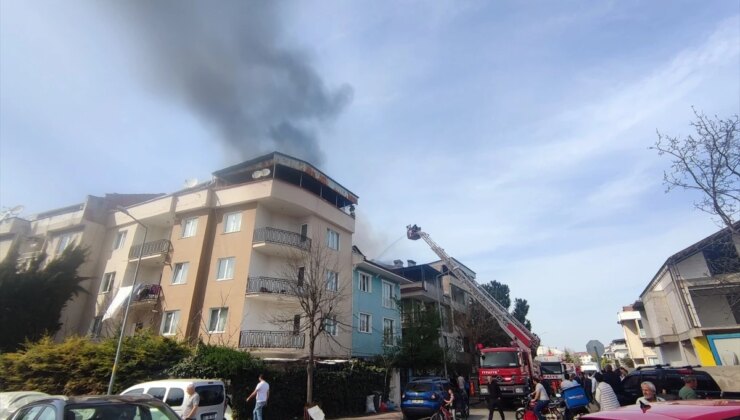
[
  {"left": 515, "top": 408, "right": 525, "bottom": 420},
  {"left": 429, "top": 412, "right": 443, "bottom": 420}
]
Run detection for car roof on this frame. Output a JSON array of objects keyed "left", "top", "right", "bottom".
[
  {"left": 27, "top": 395, "right": 164, "bottom": 405},
  {"left": 409, "top": 377, "right": 448, "bottom": 383},
  {"left": 583, "top": 400, "right": 740, "bottom": 420},
  {"left": 122, "top": 379, "right": 224, "bottom": 389}
]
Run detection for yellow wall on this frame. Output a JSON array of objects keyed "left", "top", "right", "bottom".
[{"left": 692, "top": 337, "right": 716, "bottom": 366}]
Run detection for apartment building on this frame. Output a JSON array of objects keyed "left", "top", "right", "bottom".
[
  {"left": 617, "top": 305, "right": 659, "bottom": 366},
  {"left": 635, "top": 222, "right": 740, "bottom": 366}
]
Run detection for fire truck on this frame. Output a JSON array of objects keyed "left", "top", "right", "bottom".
[
  {"left": 536, "top": 355, "right": 568, "bottom": 395},
  {"left": 406, "top": 225, "right": 541, "bottom": 402}
]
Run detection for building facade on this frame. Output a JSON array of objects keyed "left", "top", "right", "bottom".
[{"left": 617, "top": 305, "right": 659, "bottom": 366}]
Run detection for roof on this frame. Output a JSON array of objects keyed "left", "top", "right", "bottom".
[{"left": 356, "top": 259, "right": 413, "bottom": 284}]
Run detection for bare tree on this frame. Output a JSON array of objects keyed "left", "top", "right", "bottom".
[
  {"left": 653, "top": 108, "right": 739, "bottom": 233},
  {"left": 272, "top": 238, "right": 349, "bottom": 404}
]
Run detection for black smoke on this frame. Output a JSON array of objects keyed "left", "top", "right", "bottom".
[{"left": 107, "top": 1, "right": 352, "bottom": 166}]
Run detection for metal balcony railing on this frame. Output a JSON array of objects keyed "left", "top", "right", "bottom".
[
  {"left": 133, "top": 284, "right": 162, "bottom": 303},
  {"left": 129, "top": 239, "right": 172, "bottom": 260},
  {"left": 239, "top": 330, "right": 305, "bottom": 349},
  {"left": 253, "top": 227, "right": 311, "bottom": 251},
  {"left": 246, "top": 276, "right": 300, "bottom": 296}
]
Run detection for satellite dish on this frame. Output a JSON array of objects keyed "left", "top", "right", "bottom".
[
  {"left": 184, "top": 178, "right": 198, "bottom": 188},
  {"left": 251, "top": 168, "right": 271, "bottom": 179}
]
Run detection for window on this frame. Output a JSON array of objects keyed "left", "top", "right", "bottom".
[
  {"left": 56, "top": 233, "right": 74, "bottom": 254},
  {"left": 326, "top": 228, "right": 339, "bottom": 250},
  {"left": 113, "top": 230, "right": 127, "bottom": 250},
  {"left": 359, "top": 272, "right": 371, "bottom": 292},
  {"left": 145, "top": 387, "right": 166, "bottom": 401},
  {"left": 100, "top": 272, "right": 115, "bottom": 294},
  {"left": 90, "top": 316, "right": 103, "bottom": 337},
  {"left": 223, "top": 212, "right": 242, "bottom": 233},
  {"left": 326, "top": 270, "right": 338, "bottom": 291},
  {"left": 637, "top": 319, "right": 646, "bottom": 338},
  {"left": 208, "top": 307, "right": 228, "bottom": 333},
  {"left": 324, "top": 315, "right": 338, "bottom": 336},
  {"left": 161, "top": 310, "right": 180, "bottom": 335},
  {"left": 182, "top": 217, "right": 198, "bottom": 238},
  {"left": 165, "top": 388, "right": 185, "bottom": 406},
  {"left": 216, "top": 257, "right": 235, "bottom": 280},
  {"left": 293, "top": 314, "right": 301, "bottom": 335},
  {"left": 298, "top": 266, "right": 305, "bottom": 284},
  {"left": 382, "top": 281, "right": 396, "bottom": 308},
  {"left": 171, "top": 262, "right": 189, "bottom": 284},
  {"left": 359, "top": 313, "right": 371, "bottom": 333},
  {"left": 383, "top": 318, "right": 395, "bottom": 346},
  {"left": 300, "top": 224, "right": 308, "bottom": 242}
]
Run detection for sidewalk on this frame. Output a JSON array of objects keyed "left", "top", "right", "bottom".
[{"left": 335, "top": 406, "right": 516, "bottom": 419}]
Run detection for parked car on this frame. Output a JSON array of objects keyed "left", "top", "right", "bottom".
[
  {"left": 9, "top": 395, "right": 179, "bottom": 420},
  {"left": 620, "top": 365, "right": 723, "bottom": 405},
  {"left": 400, "top": 377, "right": 453, "bottom": 420},
  {"left": 121, "top": 379, "right": 227, "bottom": 420},
  {"left": 0, "top": 392, "right": 49, "bottom": 420},
  {"left": 582, "top": 399, "right": 740, "bottom": 419}
]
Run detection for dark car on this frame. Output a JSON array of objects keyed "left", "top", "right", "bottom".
[
  {"left": 401, "top": 377, "right": 453, "bottom": 419},
  {"left": 10, "top": 395, "right": 180, "bottom": 420},
  {"left": 620, "top": 365, "right": 724, "bottom": 405}
]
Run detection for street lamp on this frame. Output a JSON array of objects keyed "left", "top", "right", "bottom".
[{"left": 107, "top": 206, "right": 148, "bottom": 395}]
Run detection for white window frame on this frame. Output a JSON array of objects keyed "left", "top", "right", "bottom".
[
  {"left": 359, "top": 313, "right": 372, "bottom": 334},
  {"left": 171, "top": 262, "right": 189, "bottom": 285},
  {"left": 383, "top": 318, "right": 395, "bottom": 346},
  {"left": 326, "top": 228, "right": 340, "bottom": 250},
  {"left": 326, "top": 270, "right": 338, "bottom": 292},
  {"left": 359, "top": 272, "right": 372, "bottom": 293},
  {"left": 112, "top": 231, "right": 127, "bottom": 250},
  {"left": 182, "top": 217, "right": 198, "bottom": 238},
  {"left": 216, "top": 257, "right": 235, "bottom": 280},
  {"left": 56, "top": 233, "right": 74, "bottom": 254},
  {"left": 223, "top": 212, "right": 242, "bottom": 233},
  {"left": 208, "top": 307, "right": 228, "bottom": 333},
  {"left": 382, "top": 280, "right": 396, "bottom": 309},
  {"left": 161, "top": 310, "right": 180, "bottom": 336},
  {"left": 100, "top": 272, "right": 115, "bottom": 294},
  {"left": 324, "top": 315, "right": 338, "bottom": 336}
]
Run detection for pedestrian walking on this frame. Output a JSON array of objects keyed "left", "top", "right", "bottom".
[
  {"left": 593, "top": 373, "right": 620, "bottom": 411},
  {"left": 486, "top": 377, "right": 505, "bottom": 420},
  {"left": 246, "top": 373, "right": 270, "bottom": 420},
  {"left": 182, "top": 383, "right": 200, "bottom": 420}
]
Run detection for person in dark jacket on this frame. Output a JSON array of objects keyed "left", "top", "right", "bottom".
[
  {"left": 603, "top": 365, "right": 623, "bottom": 396},
  {"left": 581, "top": 372, "right": 593, "bottom": 402},
  {"left": 486, "top": 376, "right": 505, "bottom": 420}
]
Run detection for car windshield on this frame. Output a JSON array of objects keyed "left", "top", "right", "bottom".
[
  {"left": 540, "top": 363, "right": 564, "bottom": 374},
  {"left": 66, "top": 402, "right": 180, "bottom": 420},
  {"left": 480, "top": 352, "right": 519, "bottom": 368},
  {"left": 405, "top": 383, "right": 434, "bottom": 392}
]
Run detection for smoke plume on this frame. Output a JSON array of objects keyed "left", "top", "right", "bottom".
[{"left": 108, "top": 1, "right": 352, "bottom": 166}]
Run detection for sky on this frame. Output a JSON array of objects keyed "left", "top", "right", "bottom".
[{"left": 1, "top": 0, "right": 739, "bottom": 353}]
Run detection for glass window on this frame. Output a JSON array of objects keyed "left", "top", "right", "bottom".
[
  {"left": 359, "top": 313, "right": 371, "bottom": 333},
  {"left": 100, "top": 272, "right": 115, "bottom": 294},
  {"left": 293, "top": 314, "right": 301, "bottom": 335},
  {"left": 194, "top": 385, "right": 224, "bottom": 406},
  {"left": 300, "top": 224, "right": 308, "bottom": 242},
  {"left": 383, "top": 318, "right": 395, "bottom": 346},
  {"left": 223, "top": 212, "right": 242, "bottom": 233},
  {"left": 171, "top": 262, "right": 189, "bottom": 284},
  {"left": 182, "top": 217, "right": 198, "bottom": 238},
  {"left": 56, "top": 233, "right": 74, "bottom": 254},
  {"left": 208, "top": 308, "right": 228, "bottom": 333},
  {"left": 326, "top": 271, "right": 338, "bottom": 291},
  {"left": 113, "top": 231, "right": 127, "bottom": 250},
  {"left": 216, "top": 257, "right": 235, "bottom": 280},
  {"left": 359, "top": 273, "right": 371, "bottom": 292},
  {"left": 90, "top": 316, "right": 103, "bottom": 337},
  {"left": 324, "top": 316, "right": 338, "bottom": 336},
  {"left": 480, "top": 351, "right": 520, "bottom": 368},
  {"left": 122, "top": 388, "right": 145, "bottom": 395},
  {"left": 165, "top": 388, "right": 184, "bottom": 406},
  {"left": 382, "top": 281, "right": 396, "bottom": 308},
  {"left": 146, "top": 387, "right": 167, "bottom": 401},
  {"left": 161, "top": 311, "right": 179, "bottom": 336},
  {"left": 326, "top": 228, "right": 339, "bottom": 250},
  {"left": 18, "top": 406, "right": 45, "bottom": 420},
  {"left": 37, "top": 406, "right": 55, "bottom": 420}
]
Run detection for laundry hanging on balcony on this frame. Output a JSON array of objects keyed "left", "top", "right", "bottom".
[{"left": 103, "top": 286, "right": 133, "bottom": 321}]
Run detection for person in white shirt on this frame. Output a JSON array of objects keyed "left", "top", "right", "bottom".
[
  {"left": 246, "top": 374, "right": 270, "bottom": 420},
  {"left": 560, "top": 374, "right": 579, "bottom": 391},
  {"left": 182, "top": 383, "right": 200, "bottom": 420},
  {"left": 531, "top": 377, "right": 550, "bottom": 420},
  {"left": 593, "top": 373, "right": 620, "bottom": 411},
  {"left": 636, "top": 381, "right": 665, "bottom": 405}
]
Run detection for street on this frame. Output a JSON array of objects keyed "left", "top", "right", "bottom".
[{"left": 337, "top": 405, "right": 517, "bottom": 420}]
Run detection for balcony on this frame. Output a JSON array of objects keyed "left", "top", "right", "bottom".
[
  {"left": 252, "top": 227, "right": 311, "bottom": 257},
  {"left": 239, "top": 330, "right": 305, "bottom": 349},
  {"left": 400, "top": 280, "right": 446, "bottom": 303},
  {"left": 131, "top": 284, "right": 162, "bottom": 307},
  {"left": 246, "top": 276, "right": 301, "bottom": 298},
  {"left": 129, "top": 239, "right": 172, "bottom": 265}
]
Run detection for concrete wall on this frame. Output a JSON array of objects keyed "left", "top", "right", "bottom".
[
  {"left": 692, "top": 293, "right": 737, "bottom": 328},
  {"left": 676, "top": 252, "right": 711, "bottom": 280}
]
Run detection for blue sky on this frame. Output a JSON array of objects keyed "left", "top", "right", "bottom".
[{"left": 1, "top": 1, "right": 739, "bottom": 352}]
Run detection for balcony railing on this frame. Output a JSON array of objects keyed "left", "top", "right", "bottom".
[
  {"left": 129, "top": 239, "right": 172, "bottom": 260},
  {"left": 133, "top": 284, "right": 162, "bottom": 303},
  {"left": 253, "top": 227, "right": 311, "bottom": 251},
  {"left": 239, "top": 330, "right": 305, "bottom": 349},
  {"left": 247, "top": 276, "right": 300, "bottom": 296}
]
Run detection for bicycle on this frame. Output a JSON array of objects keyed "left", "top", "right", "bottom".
[
  {"left": 429, "top": 402, "right": 456, "bottom": 420},
  {"left": 515, "top": 397, "right": 565, "bottom": 420}
]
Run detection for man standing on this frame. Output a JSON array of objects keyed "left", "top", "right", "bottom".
[
  {"left": 246, "top": 374, "right": 270, "bottom": 420},
  {"left": 182, "top": 383, "right": 200, "bottom": 420},
  {"left": 678, "top": 376, "right": 698, "bottom": 400},
  {"left": 486, "top": 377, "right": 505, "bottom": 420}
]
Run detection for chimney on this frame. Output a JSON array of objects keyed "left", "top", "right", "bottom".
[
  {"left": 407, "top": 259, "right": 416, "bottom": 267},
  {"left": 393, "top": 259, "right": 404, "bottom": 268}
]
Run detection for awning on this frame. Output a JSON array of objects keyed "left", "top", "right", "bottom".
[{"left": 103, "top": 286, "right": 133, "bottom": 320}]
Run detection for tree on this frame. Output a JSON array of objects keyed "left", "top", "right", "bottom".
[
  {"left": 620, "top": 356, "right": 635, "bottom": 368},
  {"left": 481, "top": 280, "right": 511, "bottom": 310},
  {"left": 653, "top": 109, "right": 739, "bottom": 233},
  {"left": 398, "top": 301, "right": 444, "bottom": 370},
  {"left": 461, "top": 280, "right": 512, "bottom": 350},
  {"left": 273, "top": 239, "right": 348, "bottom": 404},
  {"left": 0, "top": 244, "right": 88, "bottom": 353},
  {"left": 511, "top": 298, "right": 532, "bottom": 331}
]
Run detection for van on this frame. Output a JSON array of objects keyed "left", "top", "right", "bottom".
[{"left": 121, "top": 379, "right": 228, "bottom": 420}]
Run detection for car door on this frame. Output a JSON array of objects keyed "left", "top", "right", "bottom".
[{"left": 620, "top": 373, "right": 642, "bottom": 404}]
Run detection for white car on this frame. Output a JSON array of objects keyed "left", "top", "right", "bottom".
[{"left": 0, "top": 392, "right": 49, "bottom": 420}]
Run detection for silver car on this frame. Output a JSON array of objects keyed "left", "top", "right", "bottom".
[{"left": 10, "top": 395, "right": 180, "bottom": 420}]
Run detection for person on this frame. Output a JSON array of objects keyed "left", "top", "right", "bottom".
[
  {"left": 603, "top": 365, "right": 623, "bottom": 396},
  {"left": 619, "top": 367, "right": 628, "bottom": 382},
  {"left": 246, "top": 373, "right": 270, "bottom": 420},
  {"left": 486, "top": 376, "right": 505, "bottom": 420},
  {"left": 457, "top": 373, "right": 466, "bottom": 393},
  {"left": 593, "top": 373, "right": 620, "bottom": 411},
  {"left": 444, "top": 388, "right": 455, "bottom": 419},
  {"left": 678, "top": 376, "right": 698, "bottom": 400},
  {"left": 560, "top": 373, "right": 579, "bottom": 390},
  {"left": 531, "top": 376, "right": 550, "bottom": 420},
  {"left": 182, "top": 383, "right": 200, "bottom": 420},
  {"left": 636, "top": 381, "right": 665, "bottom": 405}
]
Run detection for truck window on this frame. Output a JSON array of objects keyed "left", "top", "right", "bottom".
[
  {"left": 480, "top": 352, "right": 519, "bottom": 367},
  {"left": 540, "top": 363, "right": 564, "bottom": 374}
]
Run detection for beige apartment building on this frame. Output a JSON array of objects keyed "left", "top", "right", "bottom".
[
  {"left": 617, "top": 305, "right": 659, "bottom": 366},
  {"left": 94, "top": 152, "right": 358, "bottom": 360}
]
